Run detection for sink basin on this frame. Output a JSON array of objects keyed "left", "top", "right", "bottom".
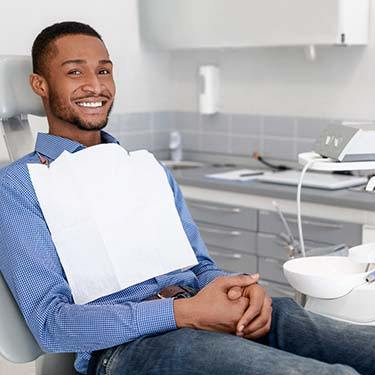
[
  {"left": 283, "top": 256, "right": 367, "bottom": 299},
  {"left": 161, "top": 160, "right": 205, "bottom": 170}
]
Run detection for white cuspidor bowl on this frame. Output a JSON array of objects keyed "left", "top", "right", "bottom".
[
  {"left": 283, "top": 256, "right": 367, "bottom": 299},
  {"left": 348, "top": 243, "right": 375, "bottom": 264}
]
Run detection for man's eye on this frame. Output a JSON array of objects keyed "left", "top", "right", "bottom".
[
  {"left": 99, "top": 69, "right": 111, "bottom": 75},
  {"left": 68, "top": 70, "right": 81, "bottom": 76}
]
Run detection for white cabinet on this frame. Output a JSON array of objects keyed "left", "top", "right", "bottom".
[{"left": 139, "top": 0, "right": 369, "bottom": 49}]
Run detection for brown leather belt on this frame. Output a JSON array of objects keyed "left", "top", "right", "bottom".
[{"left": 145, "top": 285, "right": 196, "bottom": 301}]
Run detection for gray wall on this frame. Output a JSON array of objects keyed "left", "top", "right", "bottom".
[
  {"left": 4, "top": 1, "right": 375, "bottom": 163},
  {"left": 106, "top": 112, "right": 336, "bottom": 162},
  {"left": 170, "top": 0, "right": 375, "bottom": 120},
  {"left": 0, "top": 0, "right": 173, "bottom": 113}
]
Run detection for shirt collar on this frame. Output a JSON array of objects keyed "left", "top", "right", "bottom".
[{"left": 34, "top": 131, "right": 120, "bottom": 161}]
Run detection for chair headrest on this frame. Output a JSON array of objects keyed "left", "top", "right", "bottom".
[{"left": 0, "top": 56, "right": 45, "bottom": 119}]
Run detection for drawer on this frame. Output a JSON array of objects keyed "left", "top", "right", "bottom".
[
  {"left": 258, "top": 256, "right": 288, "bottom": 284},
  {"left": 258, "top": 280, "right": 295, "bottom": 299},
  {"left": 257, "top": 233, "right": 330, "bottom": 260},
  {"left": 258, "top": 210, "right": 361, "bottom": 246},
  {"left": 198, "top": 222, "right": 256, "bottom": 254},
  {"left": 207, "top": 245, "right": 257, "bottom": 274},
  {"left": 187, "top": 200, "right": 257, "bottom": 231}
]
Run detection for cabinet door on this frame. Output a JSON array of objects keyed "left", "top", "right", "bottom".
[
  {"left": 258, "top": 257, "right": 288, "bottom": 284},
  {"left": 206, "top": 246, "right": 257, "bottom": 274},
  {"left": 258, "top": 210, "right": 361, "bottom": 246},
  {"left": 187, "top": 200, "right": 257, "bottom": 231},
  {"left": 257, "top": 233, "right": 331, "bottom": 260},
  {"left": 198, "top": 222, "right": 257, "bottom": 255},
  {"left": 258, "top": 280, "right": 295, "bottom": 299},
  {"left": 139, "top": 0, "right": 369, "bottom": 49}
]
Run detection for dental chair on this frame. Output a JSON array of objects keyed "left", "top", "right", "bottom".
[{"left": 0, "top": 55, "right": 77, "bottom": 375}]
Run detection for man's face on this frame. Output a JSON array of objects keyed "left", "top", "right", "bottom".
[{"left": 44, "top": 34, "right": 116, "bottom": 131}]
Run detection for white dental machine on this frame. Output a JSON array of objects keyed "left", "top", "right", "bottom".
[{"left": 283, "top": 122, "right": 375, "bottom": 325}]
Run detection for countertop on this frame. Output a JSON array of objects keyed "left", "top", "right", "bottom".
[{"left": 171, "top": 166, "right": 375, "bottom": 211}]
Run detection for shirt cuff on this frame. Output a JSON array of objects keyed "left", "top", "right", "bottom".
[{"left": 136, "top": 298, "right": 177, "bottom": 337}]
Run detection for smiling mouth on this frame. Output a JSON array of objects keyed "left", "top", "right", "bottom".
[{"left": 76, "top": 101, "right": 105, "bottom": 108}]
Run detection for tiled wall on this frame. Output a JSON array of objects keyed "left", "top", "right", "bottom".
[
  {"left": 176, "top": 112, "right": 336, "bottom": 161},
  {"left": 107, "top": 111, "right": 346, "bottom": 161},
  {"left": 106, "top": 112, "right": 175, "bottom": 154}
]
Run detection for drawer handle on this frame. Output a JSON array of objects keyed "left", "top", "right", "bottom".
[
  {"left": 190, "top": 202, "right": 241, "bottom": 214},
  {"left": 209, "top": 251, "right": 243, "bottom": 259},
  {"left": 285, "top": 218, "right": 343, "bottom": 230},
  {"left": 200, "top": 226, "right": 241, "bottom": 236}
]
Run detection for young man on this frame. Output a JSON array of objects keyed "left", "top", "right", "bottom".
[{"left": 0, "top": 22, "right": 373, "bottom": 375}]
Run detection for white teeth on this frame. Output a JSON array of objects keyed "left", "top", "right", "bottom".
[{"left": 77, "top": 101, "right": 103, "bottom": 108}]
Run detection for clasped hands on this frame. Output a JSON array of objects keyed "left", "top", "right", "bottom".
[{"left": 174, "top": 274, "right": 272, "bottom": 340}]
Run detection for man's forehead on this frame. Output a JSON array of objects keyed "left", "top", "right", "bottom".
[{"left": 52, "top": 34, "right": 110, "bottom": 64}]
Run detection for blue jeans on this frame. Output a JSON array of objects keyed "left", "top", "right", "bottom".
[{"left": 88, "top": 298, "right": 375, "bottom": 375}]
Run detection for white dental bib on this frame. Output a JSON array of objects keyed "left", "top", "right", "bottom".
[{"left": 28, "top": 144, "right": 198, "bottom": 304}]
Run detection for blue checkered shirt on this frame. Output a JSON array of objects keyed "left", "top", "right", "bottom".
[{"left": 0, "top": 132, "right": 227, "bottom": 374}]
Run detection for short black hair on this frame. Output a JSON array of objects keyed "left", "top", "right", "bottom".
[{"left": 32, "top": 21, "right": 103, "bottom": 75}]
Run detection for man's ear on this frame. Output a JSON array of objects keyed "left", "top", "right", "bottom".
[{"left": 29, "top": 73, "right": 48, "bottom": 98}]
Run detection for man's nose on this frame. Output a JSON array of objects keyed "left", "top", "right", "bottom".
[{"left": 81, "top": 72, "right": 103, "bottom": 95}]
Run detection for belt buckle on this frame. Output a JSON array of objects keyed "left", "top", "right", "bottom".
[{"left": 156, "top": 292, "right": 166, "bottom": 299}]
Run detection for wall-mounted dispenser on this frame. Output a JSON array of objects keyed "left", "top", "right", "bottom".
[{"left": 199, "top": 65, "right": 220, "bottom": 115}]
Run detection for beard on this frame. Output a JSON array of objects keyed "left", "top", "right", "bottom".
[{"left": 48, "top": 89, "right": 113, "bottom": 131}]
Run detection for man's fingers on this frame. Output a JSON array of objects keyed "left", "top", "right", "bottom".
[
  {"left": 236, "top": 301, "right": 262, "bottom": 334},
  {"left": 217, "top": 274, "right": 259, "bottom": 291},
  {"left": 243, "top": 315, "right": 272, "bottom": 340},
  {"left": 236, "top": 286, "right": 265, "bottom": 332},
  {"left": 242, "top": 299, "right": 272, "bottom": 335},
  {"left": 227, "top": 286, "right": 243, "bottom": 300}
]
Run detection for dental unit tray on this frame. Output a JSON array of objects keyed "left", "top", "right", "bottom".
[
  {"left": 258, "top": 169, "right": 367, "bottom": 190},
  {"left": 299, "top": 152, "right": 375, "bottom": 172}
]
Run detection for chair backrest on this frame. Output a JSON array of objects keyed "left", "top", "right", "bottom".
[
  {"left": 0, "top": 55, "right": 44, "bottom": 119},
  {"left": 0, "top": 273, "right": 43, "bottom": 363},
  {"left": 0, "top": 55, "right": 45, "bottom": 363},
  {"left": 0, "top": 55, "right": 44, "bottom": 162}
]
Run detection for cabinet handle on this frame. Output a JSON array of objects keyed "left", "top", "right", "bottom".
[
  {"left": 199, "top": 226, "right": 241, "bottom": 236},
  {"left": 285, "top": 218, "right": 343, "bottom": 230},
  {"left": 190, "top": 202, "right": 241, "bottom": 214},
  {"left": 209, "top": 251, "right": 243, "bottom": 259}
]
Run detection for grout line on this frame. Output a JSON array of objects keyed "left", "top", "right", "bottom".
[
  {"left": 260, "top": 116, "right": 265, "bottom": 154},
  {"left": 228, "top": 113, "right": 232, "bottom": 154},
  {"left": 293, "top": 118, "right": 298, "bottom": 161},
  {"left": 150, "top": 112, "right": 155, "bottom": 150}
]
